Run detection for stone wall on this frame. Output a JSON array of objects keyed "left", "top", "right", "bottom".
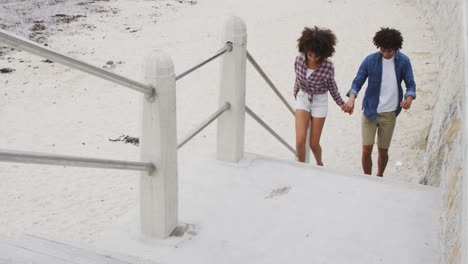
[{"left": 414, "top": 0, "right": 465, "bottom": 263}]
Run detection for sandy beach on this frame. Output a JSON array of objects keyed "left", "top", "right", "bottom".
[{"left": 0, "top": 0, "right": 438, "bottom": 244}]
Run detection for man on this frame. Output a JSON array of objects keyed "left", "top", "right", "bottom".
[{"left": 343, "top": 27, "right": 416, "bottom": 177}]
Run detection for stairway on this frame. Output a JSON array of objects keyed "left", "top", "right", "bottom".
[
  {"left": 0, "top": 234, "right": 157, "bottom": 264},
  {"left": 95, "top": 153, "right": 442, "bottom": 264}
]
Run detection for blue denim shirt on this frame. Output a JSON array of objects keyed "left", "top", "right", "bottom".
[{"left": 346, "top": 51, "right": 416, "bottom": 120}]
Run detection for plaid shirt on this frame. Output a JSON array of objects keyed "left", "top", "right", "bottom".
[{"left": 293, "top": 54, "right": 344, "bottom": 106}]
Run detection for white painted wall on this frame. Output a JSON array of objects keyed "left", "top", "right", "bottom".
[
  {"left": 464, "top": 1, "right": 468, "bottom": 263},
  {"left": 414, "top": 0, "right": 465, "bottom": 263}
]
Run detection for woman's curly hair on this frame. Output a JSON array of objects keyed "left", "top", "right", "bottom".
[
  {"left": 373, "top": 27, "right": 403, "bottom": 50},
  {"left": 297, "top": 26, "right": 336, "bottom": 62}
]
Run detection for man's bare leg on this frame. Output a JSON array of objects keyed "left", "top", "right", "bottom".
[
  {"left": 362, "top": 145, "right": 373, "bottom": 175},
  {"left": 377, "top": 147, "right": 389, "bottom": 177}
]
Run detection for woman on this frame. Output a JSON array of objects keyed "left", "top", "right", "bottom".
[{"left": 293, "top": 26, "right": 348, "bottom": 165}]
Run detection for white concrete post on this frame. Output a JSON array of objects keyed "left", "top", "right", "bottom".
[
  {"left": 217, "top": 16, "right": 247, "bottom": 162},
  {"left": 140, "top": 51, "right": 178, "bottom": 238}
]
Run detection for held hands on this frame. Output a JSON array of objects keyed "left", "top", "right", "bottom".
[
  {"left": 400, "top": 96, "right": 414, "bottom": 110},
  {"left": 341, "top": 104, "right": 352, "bottom": 114},
  {"left": 340, "top": 95, "right": 413, "bottom": 114},
  {"left": 341, "top": 94, "right": 356, "bottom": 115}
]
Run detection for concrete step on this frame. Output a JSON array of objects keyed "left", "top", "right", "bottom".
[
  {"left": 95, "top": 153, "right": 442, "bottom": 264},
  {"left": 0, "top": 234, "right": 157, "bottom": 264}
]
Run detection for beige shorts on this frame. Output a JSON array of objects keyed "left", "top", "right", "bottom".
[{"left": 362, "top": 112, "right": 396, "bottom": 149}]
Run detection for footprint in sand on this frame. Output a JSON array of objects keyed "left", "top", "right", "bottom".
[{"left": 265, "top": 186, "right": 291, "bottom": 199}]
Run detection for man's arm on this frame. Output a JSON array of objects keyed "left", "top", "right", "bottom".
[
  {"left": 401, "top": 59, "right": 416, "bottom": 110},
  {"left": 347, "top": 57, "right": 369, "bottom": 97},
  {"left": 343, "top": 58, "right": 369, "bottom": 114}
]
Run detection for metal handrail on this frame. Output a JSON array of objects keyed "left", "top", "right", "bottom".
[
  {"left": 247, "top": 51, "right": 295, "bottom": 116},
  {"left": 178, "top": 102, "right": 231, "bottom": 149},
  {"left": 0, "top": 149, "right": 155, "bottom": 173},
  {"left": 245, "top": 106, "right": 296, "bottom": 155},
  {"left": 0, "top": 29, "right": 155, "bottom": 97},
  {"left": 175, "top": 42, "right": 232, "bottom": 81}
]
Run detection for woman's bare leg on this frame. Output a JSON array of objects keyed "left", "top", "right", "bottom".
[
  {"left": 309, "top": 117, "right": 326, "bottom": 166},
  {"left": 295, "top": 109, "right": 311, "bottom": 162}
]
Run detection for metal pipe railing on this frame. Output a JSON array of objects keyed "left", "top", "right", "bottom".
[
  {"left": 178, "top": 102, "right": 231, "bottom": 149},
  {"left": 175, "top": 42, "right": 232, "bottom": 81},
  {"left": 0, "top": 149, "right": 155, "bottom": 173},
  {"left": 247, "top": 51, "right": 295, "bottom": 116},
  {"left": 0, "top": 29, "right": 155, "bottom": 97},
  {"left": 245, "top": 106, "right": 296, "bottom": 155}
]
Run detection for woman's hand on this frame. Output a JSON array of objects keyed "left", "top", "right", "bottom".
[{"left": 341, "top": 104, "right": 352, "bottom": 114}]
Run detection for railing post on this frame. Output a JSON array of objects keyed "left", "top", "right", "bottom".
[
  {"left": 140, "top": 51, "right": 178, "bottom": 238},
  {"left": 217, "top": 16, "right": 247, "bottom": 162}
]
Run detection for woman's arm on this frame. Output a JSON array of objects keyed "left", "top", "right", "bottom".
[
  {"left": 294, "top": 76, "right": 300, "bottom": 99},
  {"left": 293, "top": 57, "right": 300, "bottom": 99},
  {"left": 328, "top": 77, "right": 344, "bottom": 106}
]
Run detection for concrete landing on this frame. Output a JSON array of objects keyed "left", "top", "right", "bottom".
[{"left": 95, "top": 154, "right": 441, "bottom": 264}]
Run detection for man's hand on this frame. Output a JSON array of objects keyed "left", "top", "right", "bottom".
[{"left": 400, "top": 96, "right": 414, "bottom": 110}]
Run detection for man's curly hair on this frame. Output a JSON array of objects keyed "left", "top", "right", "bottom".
[
  {"left": 373, "top": 27, "right": 403, "bottom": 50},
  {"left": 297, "top": 26, "right": 336, "bottom": 62}
]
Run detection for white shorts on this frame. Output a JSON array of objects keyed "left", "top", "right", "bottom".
[{"left": 295, "top": 90, "right": 328, "bottom": 117}]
